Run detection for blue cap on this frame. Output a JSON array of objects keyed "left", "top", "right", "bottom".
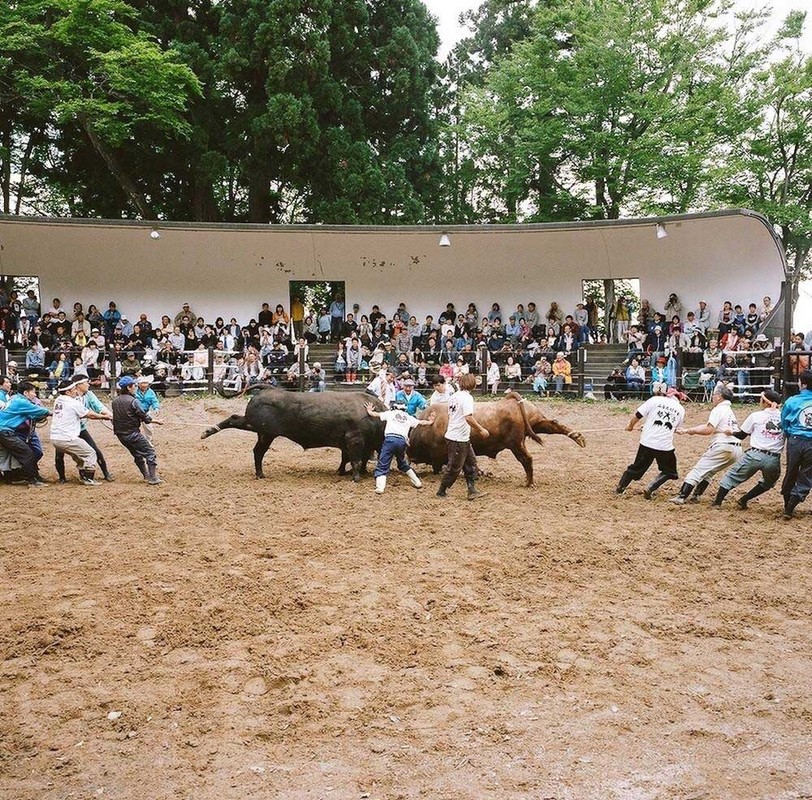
[{"left": 118, "top": 376, "right": 136, "bottom": 389}]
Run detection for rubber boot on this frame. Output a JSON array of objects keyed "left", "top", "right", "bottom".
[
  {"left": 405, "top": 468, "right": 422, "bottom": 489},
  {"left": 147, "top": 463, "right": 161, "bottom": 485},
  {"left": 375, "top": 475, "right": 386, "bottom": 494},
  {"left": 466, "top": 478, "right": 484, "bottom": 500},
  {"left": 98, "top": 455, "right": 114, "bottom": 482},
  {"left": 690, "top": 479, "right": 710, "bottom": 502},
  {"left": 79, "top": 468, "right": 98, "bottom": 486},
  {"left": 436, "top": 478, "right": 449, "bottom": 498},
  {"left": 670, "top": 482, "right": 693, "bottom": 505},
  {"left": 643, "top": 472, "right": 672, "bottom": 500},
  {"left": 737, "top": 482, "right": 768, "bottom": 509},
  {"left": 136, "top": 458, "right": 149, "bottom": 481},
  {"left": 55, "top": 456, "right": 67, "bottom": 484},
  {"left": 615, "top": 470, "right": 634, "bottom": 495},
  {"left": 783, "top": 495, "right": 801, "bottom": 520},
  {"left": 712, "top": 487, "right": 730, "bottom": 507}
]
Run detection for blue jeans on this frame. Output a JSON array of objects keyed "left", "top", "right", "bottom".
[{"left": 374, "top": 434, "right": 410, "bottom": 478}]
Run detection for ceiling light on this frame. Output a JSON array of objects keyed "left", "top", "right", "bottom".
[
  {"left": 655, "top": 223, "right": 668, "bottom": 240},
  {"left": 150, "top": 229, "right": 161, "bottom": 240},
  {"left": 439, "top": 233, "right": 451, "bottom": 247}
]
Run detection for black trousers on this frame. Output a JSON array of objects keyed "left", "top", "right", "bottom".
[
  {"left": 116, "top": 431, "right": 157, "bottom": 470},
  {"left": 442, "top": 440, "right": 478, "bottom": 489},
  {"left": 781, "top": 436, "right": 812, "bottom": 503},
  {"left": 622, "top": 444, "right": 678, "bottom": 482},
  {"left": 0, "top": 429, "right": 40, "bottom": 480}
]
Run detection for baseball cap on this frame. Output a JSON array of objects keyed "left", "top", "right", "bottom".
[{"left": 118, "top": 376, "right": 136, "bottom": 389}]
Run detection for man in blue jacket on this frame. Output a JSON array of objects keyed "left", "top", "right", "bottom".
[
  {"left": 0, "top": 381, "right": 51, "bottom": 486},
  {"left": 394, "top": 379, "right": 427, "bottom": 416},
  {"left": 780, "top": 370, "right": 812, "bottom": 519}
]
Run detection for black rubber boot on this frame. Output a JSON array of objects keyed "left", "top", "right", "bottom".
[
  {"left": 643, "top": 472, "right": 672, "bottom": 499},
  {"left": 98, "top": 455, "right": 114, "bottom": 481},
  {"left": 692, "top": 479, "right": 710, "bottom": 501},
  {"left": 737, "top": 482, "right": 768, "bottom": 509},
  {"left": 79, "top": 468, "right": 97, "bottom": 486},
  {"left": 466, "top": 478, "right": 484, "bottom": 500},
  {"left": 136, "top": 458, "right": 149, "bottom": 480},
  {"left": 712, "top": 487, "right": 730, "bottom": 507},
  {"left": 783, "top": 495, "right": 801, "bottom": 520},
  {"left": 670, "top": 482, "right": 693, "bottom": 505},
  {"left": 147, "top": 463, "right": 161, "bottom": 485},
  {"left": 615, "top": 470, "right": 634, "bottom": 495},
  {"left": 55, "top": 459, "right": 67, "bottom": 483}
]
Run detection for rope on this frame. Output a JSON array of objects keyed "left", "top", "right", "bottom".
[{"left": 570, "top": 427, "right": 627, "bottom": 433}]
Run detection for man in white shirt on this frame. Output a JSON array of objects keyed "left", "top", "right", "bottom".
[
  {"left": 712, "top": 389, "right": 784, "bottom": 508},
  {"left": 615, "top": 385, "right": 686, "bottom": 498},
  {"left": 50, "top": 376, "right": 111, "bottom": 485},
  {"left": 670, "top": 384, "right": 741, "bottom": 504},
  {"left": 365, "top": 402, "right": 435, "bottom": 494},
  {"left": 429, "top": 375, "right": 455, "bottom": 406},
  {"left": 436, "top": 373, "right": 490, "bottom": 500}
]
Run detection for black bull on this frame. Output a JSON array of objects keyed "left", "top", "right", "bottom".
[{"left": 201, "top": 387, "right": 386, "bottom": 480}]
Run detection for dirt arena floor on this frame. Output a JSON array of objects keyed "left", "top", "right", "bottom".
[{"left": 1, "top": 395, "right": 810, "bottom": 800}]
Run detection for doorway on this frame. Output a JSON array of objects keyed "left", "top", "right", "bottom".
[
  {"left": 582, "top": 278, "right": 641, "bottom": 343},
  {"left": 289, "top": 280, "right": 345, "bottom": 341}
]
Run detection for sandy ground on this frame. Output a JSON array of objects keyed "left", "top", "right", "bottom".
[{"left": 1, "top": 395, "right": 810, "bottom": 800}]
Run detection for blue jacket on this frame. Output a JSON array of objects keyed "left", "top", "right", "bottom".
[
  {"left": 0, "top": 395, "right": 50, "bottom": 432},
  {"left": 135, "top": 387, "right": 160, "bottom": 413},
  {"left": 781, "top": 388, "right": 812, "bottom": 439},
  {"left": 395, "top": 389, "right": 427, "bottom": 416}
]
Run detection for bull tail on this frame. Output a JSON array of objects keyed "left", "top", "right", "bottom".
[
  {"left": 201, "top": 413, "right": 252, "bottom": 439},
  {"left": 506, "top": 390, "right": 545, "bottom": 447}
]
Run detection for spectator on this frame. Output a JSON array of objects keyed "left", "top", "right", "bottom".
[
  {"left": 120, "top": 351, "right": 141, "bottom": 377},
  {"left": 625, "top": 357, "right": 646, "bottom": 396},
  {"left": 257, "top": 302, "right": 273, "bottom": 327},
  {"left": 317, "top": 308, "right": 331, "bottom": 343},
  {"left": 664, "top": 293, "right": 682, "bottom": 319},
  {"left": 613, "top": 297, "right": 631, "bottom": 344},
  {"left": 290, "top": 295, "right": 304, "bottom": 339},
  {"left": 717, "top": 300, "right": 734, "bottom": 335},
  {"left": 552, "top": 352, "right": 572, "bottom": 395},
  {"left": 329, "top": 294, "right": 345, "bottom": 342},
  {"left": 695, "top": 300, "right": 711, "bottom": 332},
  {"left": 546, "top": 302, "right": 563, "bottom": 335},
  {"left": 604, "top": 368, "right": 626, "bottom": 400},
  {"left": 174, "top": 302, "right": 196, "bottom": 326},
  {"left": 308, "top": 362, "right": 326, "bottom": 392},
  {"left": 505, "top": 356, "right": 522, "bottom": 388}
]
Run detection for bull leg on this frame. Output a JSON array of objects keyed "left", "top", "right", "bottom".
[
  {"left": 344, "top": 431, "right": 365, "bottom": 482},
  {"left": 534, "top": 418, "right": 587, "bottom": 448},
  {"left": 511, "top": 442, "right": 534, "bottom": 487},
  {"left": 201, "top": 414, "right": 249, "bottom": 439},
  {"left": 253, "top": 433, "right": 275, "bottom": 478},
  {"left": 337, "top": 451, "right": 349, "bottom": 475}
]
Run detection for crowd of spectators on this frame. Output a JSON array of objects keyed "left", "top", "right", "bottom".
[{"left": 1, "top": 286, "right": 809, "bottom": 399}]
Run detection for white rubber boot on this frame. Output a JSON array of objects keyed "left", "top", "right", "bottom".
[
  {"left": 375, "top": 476, "right": 386, "bottom": 494},
  {"left": 406, "top": 468, "right": 422, "bottom": 489}
]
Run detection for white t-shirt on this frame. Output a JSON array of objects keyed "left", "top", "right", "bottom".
[
  {"left": 380, "top": 409, "right": 420, "bottom": 439},
  {"left": 445, "top": 390, "right": 475, "bottom": 442},
  {"left": 741, "top": 407, "right": 784, "bottom": 453},
  {"left": 429, "top": 388, "right": 454, "bottom": 406},
  {"left": 50, "top": 393, "right": 88, "bottom": 441},
  {"left": 708, "top": 400, "right": 740, "bottom": 445},
  {"left": 637, "top": 396, "right": 685, "bottom": 451}
]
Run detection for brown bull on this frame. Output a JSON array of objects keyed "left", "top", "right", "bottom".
[{"left": 408, "top": 390, "right": 586, "bottom": 486}]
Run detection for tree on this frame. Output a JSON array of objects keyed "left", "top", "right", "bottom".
[
  {"left": 1, "top": 0, "right": 201, "bottom": 219},
  {"left": 716, "top": 12, "right": 812, "bottom": 279},
  {"left": 459, "top": 0, "right": 758, "bottom": 222}
]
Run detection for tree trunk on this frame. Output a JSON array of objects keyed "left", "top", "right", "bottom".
[
  {"left": 248, "top": 159, "right": 272, "bottom": 223},
  {"left": 80, "top": 116, "right": 155, "bottom": 219},
  {"left": 1, "top": 121, "right": 11, "bottom": 214},
  {"left": 15, "top": 129, "right": 40, "bottom": 215},
  {"left": 604, "top": 279, "right": 616, "bottom": 340}
]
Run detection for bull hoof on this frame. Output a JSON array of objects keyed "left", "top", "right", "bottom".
[
  {"left": 255, "top": 473, "right": 265, "bottom": 479},
  {"left": 352, "top": 474, "right": 361, "bottom": 483}
]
